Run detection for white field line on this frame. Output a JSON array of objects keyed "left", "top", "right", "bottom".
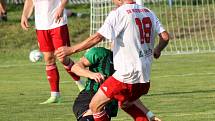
[
  {"left": 0, "top": 63, "right": 44, "bottom": 68},
  {"left": 1, "top": 63, "right": 215, "bottom": 81},
  {"left": 0, "top": 80, "right": 73, "bottom": 84},
  {"left": 111, "top": 111, "right": 215, "bottom": 121},
  {"left": 3, "top": 72, "right": 214, "bottom": 84},
  {"left": 153, "top": 72, "right": 215, "bottom": 79},
  {"left": 164, "top": 111, "right": 215, "bottom": 117}
]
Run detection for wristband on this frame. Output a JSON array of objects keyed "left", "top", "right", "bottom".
[{"left": 146, "top": 111, "right": 154, "bottom": 121}]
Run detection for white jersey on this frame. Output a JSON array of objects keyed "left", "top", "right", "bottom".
[
  {"left": 98, "top": 3, "right": 165, "bottom": 84},
  {"left": 33, "top": 0, "right": 67, "bottom": 30}
]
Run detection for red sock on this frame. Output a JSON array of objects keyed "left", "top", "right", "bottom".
[
  {"left": 122, "top": 104, "right": 148, "bottom": 121},
  {"left": 93, "top": 110, "right": 110, "bottom": 121},
  {"left": 46, "top": 64, "right": 60, "bottom": 92},
  {"left": 63, "top": 60, "right": 80, "bottom": 81}
]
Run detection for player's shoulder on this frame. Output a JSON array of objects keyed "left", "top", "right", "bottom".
[
  {"left": 107, "top": 9, "right": 118, "bottom": 18},
  {"left": 84, "top": 47, "right": 112, "bottom": 64},
  {"left": 143, "top": 6, "right": 155, "bottom": 14},
  {"left": 88, "top": 47, "right": 110, "bottom": 52},
  {"left": 86, "top": 47, "right": 111, "bottom": 56}
]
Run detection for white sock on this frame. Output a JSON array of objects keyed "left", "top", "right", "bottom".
[
  {"left": 51, "top": 92, "right": 60, "bottom": 97},
  {"left": 75, "top": 79, "right": 85, "bottom": 85},
  {"left": 75, "top": 80, "right": 85, "bottom": 91}
]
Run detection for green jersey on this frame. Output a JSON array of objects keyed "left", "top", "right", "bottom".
[
  {"left": 84, "top": 47, "right": 114, "bottom": 92},
  {"left": 84, "top": 47, "right": 117, "bottom": 117}
]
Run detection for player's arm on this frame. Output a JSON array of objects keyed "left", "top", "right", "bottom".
[
  {"left": 61, "top": 0, "right": 68, "bottom": 6},
  {"left": 71, "top": 57, "right": 104, "bottom": 83},
  {"left": 153, "top": 31, "right": 169, "bottom": 59},
  {"left": 150, "top": 11, "right": 169, "bottom": 59},
  {"left": 21, "top": 0, "right": 34, "bottom": 30},
  {"left": 158, "top": 31, "right": 169, "bottom": 51},
  {"left": 56, "top": 33, "right": 104, "bottom": 59},
  {"left": 55, "top": 0, "right": 68, "bottom": 23}
]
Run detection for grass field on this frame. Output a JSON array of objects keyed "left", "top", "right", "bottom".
[
  {"left": 1, "top": 3, "right": 215, "bottom": 121},
  {"left": 0, "top": 53, "right": 215, "bottom": 121}
]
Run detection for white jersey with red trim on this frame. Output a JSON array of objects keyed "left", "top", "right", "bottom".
[
  {"left": 98, "top": 3, "right": 165, "bottom": 84},
  {"left": 33, "top": 0, "right": 67, "bottom": 30}
]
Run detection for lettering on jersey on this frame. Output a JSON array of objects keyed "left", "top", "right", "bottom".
[
  {"left": 139, "top": 48, "right": 153, "bottom": 58},
  {"left": 139, "top": 51, "right": 143, "bottom": 57},
  {"left": 126, "top": 8, "right": 150, "bottom": 14},
  {"left": 135, "top": 17, "right": 152, "bottom": 44},
  {"left": 144, "top": 48, "right": 152, "bottom": 57}
]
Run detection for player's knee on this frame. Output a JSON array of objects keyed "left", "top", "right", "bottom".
[
  {"left": 89, "top": 101, "right": 97, "bottom": 113},
  {"left": 44, "top": 54, "right": 56, "bottom": 64},
  {"left": 90, "top": 101, "right": 105, "bottom": 114}
]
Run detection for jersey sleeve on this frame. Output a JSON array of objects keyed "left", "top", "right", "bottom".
[
  {"left": 97, "top": 11, "right": 116, "bottom": 40},
  {"left": 155, "top": 17, "right": 165, "bottom": 34},
  {"left": 84, "top": 48, "right": 100, "bottom": 65},
  {"left": 98, "top": 10, "right": 124, "bottom": 41},
  {"left": 152, "top": 11, "right": 165, "bottom": 34},
  {"left": 148, "top": 10, "right": 165, "bottom": 34}
]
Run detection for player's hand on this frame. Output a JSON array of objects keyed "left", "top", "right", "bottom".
[
  {"left": 21, "top": 15, "right": 30, "bottom": 30},
  {"left": 88, "top": 72, "right": 105, "bottom": 83},
  {"left": 55, "top": 46, "right": 71, "bottom": 60},
  {"left": 54, "top": 6, "right": 64, "bottom": 24},
  {"left": 153, "top": 48, "right": 161, "bottom": 59}
]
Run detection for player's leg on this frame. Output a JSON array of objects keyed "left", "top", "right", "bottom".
[
  {"left": 73, "top": 90, "right": 95, "bottom": 120},
  {"left": 53, "top": 25, "right": 85, "bottom": 91},
  {"left": 121, "top": 82, "right": 151, "bottom": 121},
  {"left": 94, "top": 76, "right": 151, "bottom": 121},
  {"left": 36, "top": 30, "right": 61, "bottom": 104},
  {"left": 121, "top": 100, "right": 149, "bottom": 121},
  {"left": 123, "top": 99, "right": 161, "bottom": 121},
  {"left": 73, "top": 88, "right": 115, "bottom": 121},
  {"left": 40, "top": 52, "right": 61, "bottom": 104},
  {"left": 89, "top": 76, "right": 123, "bottom": 121},
  {"left": 60, "top": 56, "right": 85, "bottom": 91},
  {"left": 89, "top": 89, "right": 111, "bottom": 121},
  {"left": 0, "top": 0, "right": 7, "bottom": 21}
]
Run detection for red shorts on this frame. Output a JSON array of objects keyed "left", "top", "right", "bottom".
[
  {"left": 36, "top": 24, "right": 70, "bottom": 52},
  {"left": 100, "top": 76, "right": 150, "bottom": 104}
]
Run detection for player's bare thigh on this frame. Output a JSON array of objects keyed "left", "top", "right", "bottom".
[{"left": 89, "top": 89, "right": 111, "bottom": 113}]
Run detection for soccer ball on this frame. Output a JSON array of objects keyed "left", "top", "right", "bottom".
[{"left": 29, "top": 50, "right": 43, "bottom": 62}]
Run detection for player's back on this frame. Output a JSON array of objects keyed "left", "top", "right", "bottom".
[
  {"left": 84, "top": 47, "right": 114, "bottom": 92},
  {"left": 111, "top": 3, "right": 164, "bottom": 84}
]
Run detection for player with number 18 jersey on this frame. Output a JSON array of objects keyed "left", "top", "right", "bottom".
[{"left": 98, "top": 3, "right": 165, "bottom": 84}]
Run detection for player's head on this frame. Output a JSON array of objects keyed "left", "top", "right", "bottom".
[
  {"left": 112, "top": 0, "right": 135, "bottom": 6},
  {"left": 112, "top": 0, "right": 123, "bottom": 6}
]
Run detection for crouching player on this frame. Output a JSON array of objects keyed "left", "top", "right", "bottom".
[{"left": 72, "top": 47, "right": 118, "bottom": 121}]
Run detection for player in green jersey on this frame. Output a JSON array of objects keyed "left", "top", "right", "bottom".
[{"left": 72, "top": 47, "right": 118, "bottom": 121}]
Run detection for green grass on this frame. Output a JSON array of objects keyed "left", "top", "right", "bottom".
[
  {"left": 0, "top": 53, "right": 215, "bottom": 121},
  {"left": 1, "top": 3, "right": 215, "bottom": 121}
]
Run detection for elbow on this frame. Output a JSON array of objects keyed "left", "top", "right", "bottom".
[
  {"left": 161, "top": 31, "right": 170, "bottom": 42},
  {"left": 94, "top": 32, "right": 104, "bottom": 43}
]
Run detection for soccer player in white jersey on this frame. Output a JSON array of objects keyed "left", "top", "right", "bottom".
[
  {"left": 20, "top": 0, "right": 85, "bottom": 104},
  {"left": 56, "top": 0, "right": 169, "bottom": 120}
]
